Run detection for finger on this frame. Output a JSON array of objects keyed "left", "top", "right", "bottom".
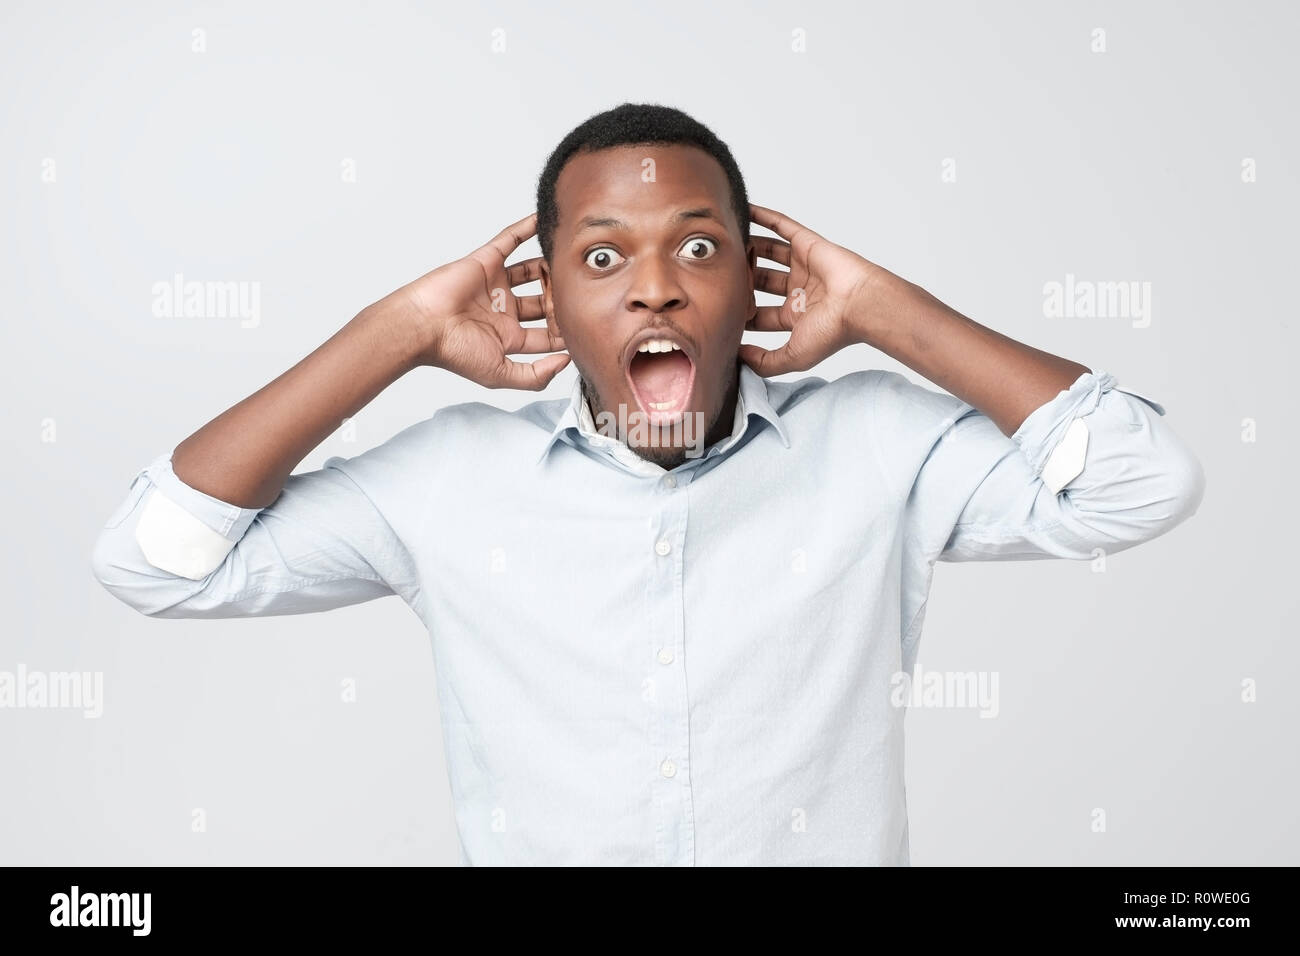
[
  {"left": 505, "top": 256, "right": 544, "bottom": 289},
  {"left": 513, "top": 292, "right": 546, "bottom": 322},
  {"left": 484, "top": 212, "right": 539, "bottom": 261},
  {"left": 749, "top": 203, "right": 816, "bottom": 242},
  {"left": 738, "top": 342, "right": 804, "bottom": 378},
  {"left": 490, "top": 351, "right": 571, "bottom": 391},
  {"left": 507, "top": 325, "right": 566, "bottom": 354},
  {"left": 744, "top": 305, "right": 789, "bottom": 332},
  {"left": 753, "top": 266, "right": 790, "bottom": 297},
  {"left": 751, "top": 235, "right": 792, "bottom": 267}
]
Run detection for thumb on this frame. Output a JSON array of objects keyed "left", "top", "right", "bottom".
[
  {"left": 493, "top": 351, "right": 571, "bottom": 390},
  {"left": 739, "top": 342, "right": 798, "bottom": 378}
]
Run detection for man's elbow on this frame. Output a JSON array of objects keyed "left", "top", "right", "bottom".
[
  {"left": 1066, "top": 443, "right": 1207, "bottom": 556},
  {"left": 1116, "top": 445, "right": 1206, "bottom": 548},
  {"left": 89, "top": 528, "right": 195, "bottom": 618},
  {"left": 1167, "top": 445, "right": 1207, "bottom": 528}
]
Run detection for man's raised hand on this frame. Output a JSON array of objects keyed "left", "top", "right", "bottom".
[
  {"left": 393, "top": 212, "right": 570, "bottom": 390},
  {"left": 740, "top": 203, "right": 887, "bottom": 377}
]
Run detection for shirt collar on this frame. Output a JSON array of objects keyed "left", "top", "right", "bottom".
[{"left": 534, "top": 361, "right": 792, "bottom": 468}]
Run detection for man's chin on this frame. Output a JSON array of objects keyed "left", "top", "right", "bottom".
[
  {"left": 623, "top": 409, "right": 717, "bottom": 469},
  {"left": 626, "top": 438, "right": 692, "bottom": 470}
]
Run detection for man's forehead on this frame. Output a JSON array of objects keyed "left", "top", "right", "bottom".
[
  {"left": 571, "top": 206, "right": 726, "bottom": 236},
  {"left": 555, "top": 145, "right": 732, "bottom": 229}
]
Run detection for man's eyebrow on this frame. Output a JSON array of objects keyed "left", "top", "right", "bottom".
[{"left": 572, "top": 207, "right": 723, "bottom": 237}]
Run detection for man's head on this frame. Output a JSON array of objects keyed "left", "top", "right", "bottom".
[{"left": 536, "top": 103, "right": 757, "bottom": 469}]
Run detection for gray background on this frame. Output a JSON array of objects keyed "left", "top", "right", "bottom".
[{"left": 2, "top": 0, "right": 1294, "bottom": 864}]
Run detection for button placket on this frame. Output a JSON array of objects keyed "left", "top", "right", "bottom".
[{"left": 645, "top": 485, "right": 695, "bottom": 867}]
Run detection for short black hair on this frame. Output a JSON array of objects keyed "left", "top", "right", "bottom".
[{"left": 535, "top": 102, "right": 750, "bottom": 263}]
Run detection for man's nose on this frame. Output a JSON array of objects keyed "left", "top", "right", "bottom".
[{"left": 626, "top": 254, "right": 687, "bottom": 313}]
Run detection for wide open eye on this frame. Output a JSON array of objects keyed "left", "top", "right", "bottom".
[
  {"left": 584, "top": 247, "right": 626, "bottom": 271},
  {"left": 678, "top": 236, "right": 718, "bottom": 261}
]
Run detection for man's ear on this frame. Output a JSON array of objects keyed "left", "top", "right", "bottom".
[
  {"left": 539, "top": 258, "right": 559, "bottom": 338},
  {"left": 745, "top": 239, "right": 759, "bottom": 325}
]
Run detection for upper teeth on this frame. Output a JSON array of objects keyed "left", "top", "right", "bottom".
[{"left": 637, "top": 339, "right": 682, "bottom": 354}]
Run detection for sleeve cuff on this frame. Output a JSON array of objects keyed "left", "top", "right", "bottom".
[
  {"left": 1012, "top": 370, "right": 1167, "bottom": 495},
  {"left": 133, "top": 451, "right": 263, "bottom": 580}
]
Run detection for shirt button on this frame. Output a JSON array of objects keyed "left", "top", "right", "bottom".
[
  {"left": 660, "top": 758, "right": 677, "bottom": 778},
  {"left": 657, "top": 647, "right": 674, "bottom": 665},
  {"left": 654, "top": 538, "right": 671, "bottom": 556},
  {"left": 664, "top": 475, "right": 677, "bottom": 489}
]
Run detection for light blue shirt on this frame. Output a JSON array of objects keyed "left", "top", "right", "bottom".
[{"left": 91, "top": 363, "right": 1205, "bottom": 865}]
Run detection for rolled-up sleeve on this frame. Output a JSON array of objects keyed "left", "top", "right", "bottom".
[
  {"left": 91, "top": 437, "right": 426, "bottom": 618},
  {"left": 905, "top": 369, "right": 1206, "bottom": 562}
]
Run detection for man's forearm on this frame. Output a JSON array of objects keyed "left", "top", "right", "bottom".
[
  {"left": 170, "top": 295, "right": 427, "bottom": 509},
  {"left": 852, "top": 272, "right": 1090, "bottom": 437}
]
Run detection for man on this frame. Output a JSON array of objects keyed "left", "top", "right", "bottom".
[{"left": 91, "top": 102, "right": 1205, "bottom": 865}]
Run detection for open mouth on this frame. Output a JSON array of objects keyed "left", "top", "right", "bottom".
[{"left": 625, "top": 335, "right": 697, "bottom": 426}]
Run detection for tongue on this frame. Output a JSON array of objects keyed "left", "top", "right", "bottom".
[{"left": 630, "top": 350, "right": 692, "bottom": 405}]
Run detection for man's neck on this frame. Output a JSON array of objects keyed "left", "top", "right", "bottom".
[{"left": 703, "top": 362, "right": 741, "bottom": 449}]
